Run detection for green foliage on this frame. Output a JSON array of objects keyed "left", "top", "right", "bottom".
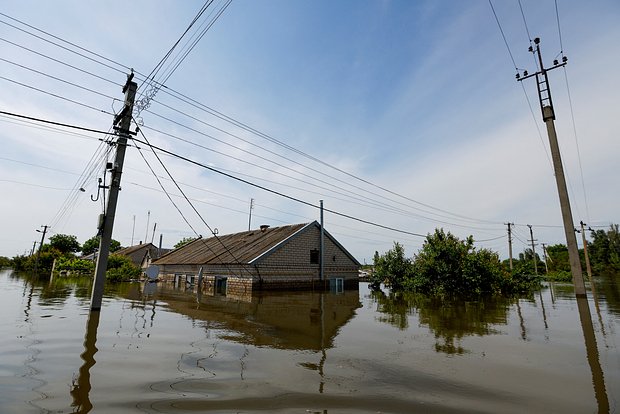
[
  {"left": 589, "top": 224, "right": 620, "bottom": 274},
  {"left": 54, "top": 257, "right": 95, "bottom": 275},
  {"left": 105, "top": 254, "right": 141, "bottom": 282},
  {"left": 48, "top": 234, "right": 81, "bottom": 255},
  {"left": 372, "top": 230, "right": 517, "bottom": 296},
  {"left": 371, "top": 243, "right": 411, "bottom": 289},
  {"left": 409, "top": 229, "right": 505, "bottom": 295},
  {"left": 0, "top": 256, "right": 11, "bottom": 268},
  {"left": 10, "top": 255, "right": 29, "bottom": 271},
  {"left": 174, "top": 237, "right": 197, "bottom": 249},
  {"left": 545, "top": 270, "right": 573, "bottom": 282},
  {"left": 81, "top": 235, "right": 121, "bottom": 255}
]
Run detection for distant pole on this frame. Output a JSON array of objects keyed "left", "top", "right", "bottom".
[
  {"left": 580, "top": 221, "right": 593, "bottom": 280},
  {"left": 517, "top": 38, "right": 586, "bottom": 297},
  {"left": 248, "top": 198, "right": 254, "bottom": 231},
  {"left": 91, "top": 73, "right": 137, "bottom": 312},
  {"left": 131, "top": 214, "right": 136, "bottom": 245},
  {"left": 158, "top": 233, "right": 163, "bottom": 258},
  {"left": 506, "top": 222, "right": 514, "bottom": 272},
  {"left": 527, "top": 224, "right": 538, "bottom": 275},
  {"left": 34, "top": 225, "right": 48, "bottom": 273},
  {"left": 320, "top": 200, "right": 324, "bottom": 282},
  {"left": 144, "top": 210, "right": 150, "bottom": 244},
  {"left": 541, "top": 243, "right": 549, "bottom": 273},
  {"left": 150, "top": 223, "right": 157, "bottom": 244},
  {"left": 30, "top": 241, "right": 37, "bottom": 256}
]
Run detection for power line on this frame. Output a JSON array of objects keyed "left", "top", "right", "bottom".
[
  {"left": 130, "top": 134, "right": 427, "bottom": 238},
  {"left": 134, "top": 125, "right": 254, "bottom": 278},
  {"left": 145, "top": 102, "right": 504, "bottom": 228},
  {"left": 0, "top": 179, "right": 73, "bottom": 191},
  {"left": 0, "top": 12, "right": 131, "bottom": 74},
  {"left": 488, "top": 0, "right": 518, "bottom": 70},
  {"left": 0, "top": 76, "right": 114, "bottom": 116},
  {"left": 0, "top": 36, "right": 122, "bottom": 87}
]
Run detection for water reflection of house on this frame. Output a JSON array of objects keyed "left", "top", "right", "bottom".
[
  {"left": 151, "top": 283, "right": 362, "bottom": 350},
  {"left": 153, "top": 221, "right": 360, "bottom": 293}
]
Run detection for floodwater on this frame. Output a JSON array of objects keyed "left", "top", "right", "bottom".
[{"left": 1, "top": 269, "right": 619, "bottom": 414}]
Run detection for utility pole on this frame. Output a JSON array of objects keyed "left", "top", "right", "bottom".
[
  {"left": 131, "top": 214, "right": 136, "bottom": 245},
  {"left": 30, "top": 241, "right": 37, "bottom": 256},
  {"left": 517, "top": 37, "right": 586, "bottom": 297},
  {"left": 248, "top": 198, "right": 254, "bottom": 231},
  {"left": 91, "top": 72, "right": 137, "bottom": 312},
  {"left": 34, "top": 225, "right": 49, "bottom": 273},
  {"left": 320, "top": 200, "right": 324, "bottom": 282},
  {"left": 144, "top": 210, "right": 150, "bottom": 244},
  {"left": 541, "top": 243, "right": 549, "bottom": 273},
  {"left": 527, "top": 224, "right": 538, "bottom": 275},
  {"left": 580, "top": 221, "right": 593, "bottom": 280},
  {"left": 506, "top": 222, "right": 514, "bottom": 272}
]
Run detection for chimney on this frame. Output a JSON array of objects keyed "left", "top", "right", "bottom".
[{"left": 260, "top": 225, "right": 270, "bottom": 233}]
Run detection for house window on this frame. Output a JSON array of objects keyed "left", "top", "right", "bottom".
[
  {"left": 330, "top": 277, "right": 344, "bottom": 293},
  {"left": 215, "top": 277, "right": 227, "bottom": 295},
  {"left": 310, "top": 249, "right": 319, "bottom": 264}
]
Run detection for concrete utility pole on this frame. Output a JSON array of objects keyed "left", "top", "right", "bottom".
[
  {"left": 90, "top": 73, "right": 137, "bottom": 311},
  {"left": 34, "top": 225, "right": 49, "bottom": 273},
  {"left": 30, "top": 241, "right": 37, "bottom": 256},
  {"left": 248, "top": 198, "right": 254, "bottom": 231},
  {"left": 506, "top": 222, "right": 514, "bottom": 272},
  {"left": 527, "top": 224, "right": 538, "bottom": 275},
  {"left": 580, "top": 221, "right": 593, "bottom": 280},
  {"left": 517, "top": 37, "right": 586, "bottom": 297},
  {"left": 541, "top": 243, "right": 549, "bottom": 273}
]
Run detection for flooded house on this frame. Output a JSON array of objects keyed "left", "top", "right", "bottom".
[
  {"left": 113, "top": 242, "right": 171, "bottom": 270},
  {"left": 152, "top": 221, "right": 360, "bottom": 294}
]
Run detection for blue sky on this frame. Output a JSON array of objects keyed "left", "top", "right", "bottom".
[{"left": 0, "top": 0, "right": 618, "bottom": 264}]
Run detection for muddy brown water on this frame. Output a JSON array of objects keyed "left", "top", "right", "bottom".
[{"left": 1, "top": 269, "right": 618, "bottom": 413}]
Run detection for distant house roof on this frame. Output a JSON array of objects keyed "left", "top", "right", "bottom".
[
  {"left": 114, "top": 243, "right": 167, "bottom": 268},
  {"left": 154, "top": 221, "right": 360, "bottom": 266}
]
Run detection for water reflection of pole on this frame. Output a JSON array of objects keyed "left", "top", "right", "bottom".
[
  {"left": 575, "top": 297, "right": 608, "bottom": 413},
  {"left": 515, "top": 299, "right": 527, "bottom": 340},
  {"left": 319, "top": 291, "right": 326, "bottom": 393},
  {"left": 538, "top": 291, "right": 548, "bottom": 330},
  {"left": 71, "top": 311, "right": 100, "bottom": 413}
]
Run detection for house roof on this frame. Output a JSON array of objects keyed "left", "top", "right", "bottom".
[
  {"left": 153, "top": 221, "right": 360, "bottom": 266},
  {"left": 114, "top": 243, "right": 156, "bottom": 256}
]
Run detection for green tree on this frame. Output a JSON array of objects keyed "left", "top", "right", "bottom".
[
  {"left": 409, "top": 229, "right": 505, "bottom": 295},
  {"left": 371, "top": 242, "right": 412, "bottom": 290},
  {"left": 174, "top": 236, "right": 197, "bottom": 249},
  {"left": 589, "top": 224, "right": 620, "bottom": 274},
  {"left": 0, "top": 256, "right": 11, "bottom": 268},
  {"left": 81, "top": 235, "right": 121, "bottom": 256},
  {"left": 48, "top": 234, "right": 81, "bottom": 255},
  {"left": 106, "top": 254, "right": 142, "bottom": 282}
]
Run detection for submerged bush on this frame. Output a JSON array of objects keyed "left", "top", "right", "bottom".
[
  {"left": 373, "top": 229, "right": 539, "bottom": 295},
  {"left": 106, "top": 255, "right": 142, "bottom": 282}
]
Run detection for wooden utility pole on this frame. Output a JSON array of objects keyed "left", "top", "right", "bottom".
[
  {"left": 90, "top": 73, "right": 137, "bottom": 311},
  {"left": 527, "top": 224, "right": 538, "bottom": 276},
  {"left": 517, "top": 37, "right": 586, "bottom": 297},
  {"left": 580, "top": 221, "right": 593, "bottom": 280},
  {"left": 506, "top": 222, "right": 514, "bottom": 272}
]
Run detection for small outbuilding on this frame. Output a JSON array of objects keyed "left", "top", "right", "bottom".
[{"left": 153, "top": 221, "right": 360, "bottom": 294}]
